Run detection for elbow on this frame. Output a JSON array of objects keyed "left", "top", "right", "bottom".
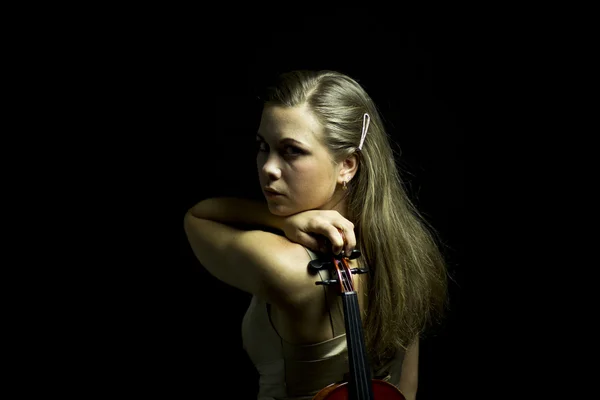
[
  {"left": 186, "top": 198, "right": 213, "bottom": 220},
  {"left": 401, "top": 389, "right": 417, "bottom": 400},
  {"left": 398, "top": 377, "right": 418, "bottom": 400},
  {"left": 183, "top": 209, "right": 197, "bottom": 237}
]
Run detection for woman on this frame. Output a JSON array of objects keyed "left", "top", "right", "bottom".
[{"left": 183, "top": 70, "right": 447, "bottom": 400}]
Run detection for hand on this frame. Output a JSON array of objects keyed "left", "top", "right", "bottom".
[{"left": 282, "top": 210, "right": 356, "bottom": 256}]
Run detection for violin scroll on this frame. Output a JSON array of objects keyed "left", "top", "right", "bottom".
[
  {"left": 308, "top": 249, "right": 368, "bottom": 286},
  {"left": 307, "top": 249, "right": 362, "bottom": 270}
]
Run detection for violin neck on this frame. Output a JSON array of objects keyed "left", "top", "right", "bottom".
[{"left": 341, "top": 291, "right": 374, "bottom": 400}]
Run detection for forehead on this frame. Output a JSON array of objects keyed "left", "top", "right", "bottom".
[{"left": 258, "top": 104, "right": 323, "bottom": 145}]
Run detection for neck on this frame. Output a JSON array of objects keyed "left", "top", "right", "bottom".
[
  {"left": 322, "top": 190, "right": 350, "bottom": 218},
  {"left": 341, "top": 291, "right": 374, "bottom": 400}
]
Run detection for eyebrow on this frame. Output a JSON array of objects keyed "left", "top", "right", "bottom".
[{"left": 256, "top": 133, "right": 308, "bottom": 147}]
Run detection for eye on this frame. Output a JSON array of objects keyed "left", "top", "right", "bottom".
[
  {"left": 255, "top": 139, "right": 268, "bottom": 152},
  {"left": 284, "top": 146, "right": 303, "bottom": 155},
  {"left": 255, "top": 140, "right": 304, "bottom": 158}
]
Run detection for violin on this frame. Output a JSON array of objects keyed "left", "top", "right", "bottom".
[{"left": 308, "top": 231, "right": 405, "bottom": 400}]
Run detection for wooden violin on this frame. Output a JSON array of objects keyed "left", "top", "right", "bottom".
[{"left": 309, "top": 232, "right": 405, "bottom": 400}]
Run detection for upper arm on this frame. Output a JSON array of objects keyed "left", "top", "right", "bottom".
[
  {"left": 183, "top": 212, "right": 318, "bottom": 308},
  {"left": 398, "top": 337, "right": 419, "bottom": 400}
]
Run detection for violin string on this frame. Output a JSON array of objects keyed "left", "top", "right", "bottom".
[
  {"left": 335, "top": 231, "right": 374, "bottom": 399},
  {"left": 349, "top": 294, "right": 362, "bottom": 396},
  {"left": 342, "top": 261, "right": 358, "bottom": 395},
  {"left": 341, "top": 256, "right": 371, "bottom": 398},
  {"left": 350, "top": 289, "right": 369, "bottom": 397},
  {"left": 337, "top": 257, "right": 359, "bottom": 395}
]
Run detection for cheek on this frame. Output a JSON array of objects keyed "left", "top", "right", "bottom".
[
  {"left": 291, "top": 164, "right": 319, "bottom": 190},
  {"left": 295, "top": 167, "right": 335, "bottom": 199}
]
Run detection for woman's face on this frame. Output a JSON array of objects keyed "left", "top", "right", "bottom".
[{"left": 256, "top": 104, "right": 342, "bottom": 216}]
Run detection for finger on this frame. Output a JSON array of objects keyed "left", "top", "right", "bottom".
[
  {"left": 332, "top": 224, "right": 355, "bottom": 257},
  {"left": 342, "top": 224, "right": 356, "bottom": 256},
  {"left": 299, "top": 233, "right": 322, "bottom": 253},
  {"left": 313, "top": 226, "right": 343, "bottom": 254},
  {"left": 306, "top": 219, "right": 349, "bottom": 255},
  {"left": 327, "top": 227, "right": 345, "bottom": 255},
  {"left": 306, "top": 222, "right": 342, "bottom": 251},
  {"left": 337, "top": 228, "right": 346, "bottom": 256}
]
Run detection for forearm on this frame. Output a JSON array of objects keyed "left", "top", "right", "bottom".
[{"left": 187, "top": 197, "right": 285, "bottom": 232}]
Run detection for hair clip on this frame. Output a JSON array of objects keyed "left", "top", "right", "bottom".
[{"left": 358, "top": 113, "right": 370, "bottom": 151}]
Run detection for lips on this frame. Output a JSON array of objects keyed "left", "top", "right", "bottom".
[{"left": 264, "top": 187, "right": 283, "bottom": 195}]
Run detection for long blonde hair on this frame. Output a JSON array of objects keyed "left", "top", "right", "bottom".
[{"left": 264, "top": 70, "right": 448, "bottom": 368}]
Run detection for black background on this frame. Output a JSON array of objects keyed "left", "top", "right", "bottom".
[{"left": 99, "top": 21, "right": 470, "bottom": 399}]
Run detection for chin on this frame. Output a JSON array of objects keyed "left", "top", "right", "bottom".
[{"left": 267, "top": 203, "right": 296, "bottom": 217}]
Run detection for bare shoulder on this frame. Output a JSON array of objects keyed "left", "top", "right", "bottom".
[
  {"left": 236, "top": 228, "right": 322, "bottom": 306},
  {"left": 184, "top": 214, "right": 321, "bottom": 310}
]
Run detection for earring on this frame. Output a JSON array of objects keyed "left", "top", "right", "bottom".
[{"left": 342, "top": 180, "right": 348, "bottom": 191}]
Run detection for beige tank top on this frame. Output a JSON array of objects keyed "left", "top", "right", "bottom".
[{"left": 241, "top": 247, "right": 405, "bottom": 400}]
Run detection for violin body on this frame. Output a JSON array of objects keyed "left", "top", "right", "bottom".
[{"left": 313, "top": 379, "right": 406, "bottom": 400}]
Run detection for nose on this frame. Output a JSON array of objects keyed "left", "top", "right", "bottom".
[{"left": 258, "top": 154, "right": 282, "bottom": 180}]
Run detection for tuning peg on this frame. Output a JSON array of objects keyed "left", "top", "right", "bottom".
[
  {"left": 348, "top": 249, "right": 361, "bottom": 260},
  {"left": 316, "top": 279, "right": 338, "bottom": 286},
  {"left": 308, "top": 259, "right": 333, "bottom": 271},
  {"left": 332, "top": 249, "right": 362, "bottom": 261},
  {"left": 351, "top": 267, "right": 369, "bottom": 274}
]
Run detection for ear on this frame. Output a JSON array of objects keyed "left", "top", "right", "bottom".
[{"left": 337, "top": 153, "right": 359, "bottom": 184}]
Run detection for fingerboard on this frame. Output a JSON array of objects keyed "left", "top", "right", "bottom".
[{"left": 341, "top": 291, "right": 374, "bottom": 400}]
